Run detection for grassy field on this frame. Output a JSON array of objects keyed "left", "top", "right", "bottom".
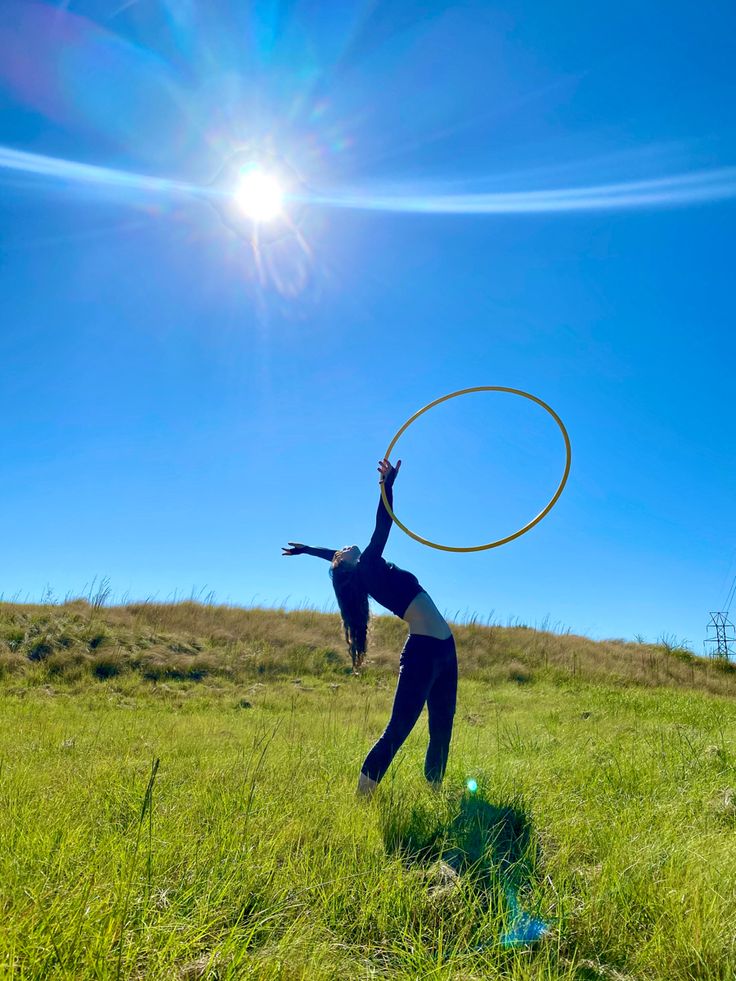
[{"left": 1, "top": 600, "right": 736, "bottom": 980}]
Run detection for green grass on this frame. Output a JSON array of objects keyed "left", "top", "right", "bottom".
[{"left": 1, "top": 601, "right": 735, "bottom": 979}]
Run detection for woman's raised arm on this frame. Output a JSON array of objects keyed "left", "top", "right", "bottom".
[
  {"left": 281, "top": 542, "right": 338, "bottom": 561},
  {"left": 362, "top": 458, "right": 402, "bottom": 561}
]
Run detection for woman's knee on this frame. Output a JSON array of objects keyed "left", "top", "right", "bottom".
[{"left": 428, "top": 699, "right": 456, "bottom": 736}]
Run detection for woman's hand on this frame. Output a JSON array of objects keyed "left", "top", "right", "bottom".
[
  {"left": 281, "top": 542, "right": 306, "bottom": 556},
  {"left": 377, "top": 458, "right": 401, "bottom": 486}
]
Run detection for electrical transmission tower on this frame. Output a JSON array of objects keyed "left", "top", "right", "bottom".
[{"left": 705, "top": 612, "right": 736, "bottom": 659}]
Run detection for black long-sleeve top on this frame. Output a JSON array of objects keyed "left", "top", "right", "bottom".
[{"left": 306, "top": 481, "right": 425, "bottom": 619}]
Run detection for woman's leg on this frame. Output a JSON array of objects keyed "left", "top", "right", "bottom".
[
  {"left": 424, "top": 637, "right": 458, "bottom": 784},
  {"left": 360, "top": 635, "right": 436, "bottom": 786}
]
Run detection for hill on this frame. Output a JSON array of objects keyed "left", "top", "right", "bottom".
[{"left": 0, "top": 599, "right": 733, "bottom": 695}]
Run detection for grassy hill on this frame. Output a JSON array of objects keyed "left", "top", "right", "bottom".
[
  {"left": 1, "top": 601, "right": 735, "bottom": 979},
  {"left": 1, "top": 599, "right": 733, "bottom": 694}
]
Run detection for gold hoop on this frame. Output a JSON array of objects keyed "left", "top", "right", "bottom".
[{"left": 380, "top": 386, "right": 572, "bottom": 552}]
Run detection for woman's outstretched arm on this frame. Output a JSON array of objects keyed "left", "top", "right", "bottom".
[
  {"left": 281, "top": 542, "right": 338, "bottom": 561},
  {"left": 362, "top": 458, "right": 402, "bottom": 561}
]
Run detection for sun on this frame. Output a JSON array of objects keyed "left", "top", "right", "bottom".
[{"left": 233, "top": 167, "right": 284, "bottom": 222}]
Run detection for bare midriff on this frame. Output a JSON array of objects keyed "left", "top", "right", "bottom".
[{"left": 403, "top": 591, "right": 452, "bottom": 639}]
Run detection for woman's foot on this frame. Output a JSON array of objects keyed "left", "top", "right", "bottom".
[{"left": 356, "top": 772, "right": 378, "bottom": 797}]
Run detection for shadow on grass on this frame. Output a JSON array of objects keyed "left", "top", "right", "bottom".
[{"left": 379, "top": 785, "right": 549, "bottom": 948}]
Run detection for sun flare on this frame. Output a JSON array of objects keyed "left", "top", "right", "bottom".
[{"left": 233, "top": 168, "right": 284, "bottom": 222}]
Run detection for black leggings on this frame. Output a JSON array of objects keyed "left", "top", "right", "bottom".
[{"left": 361, "top": 633, "right": 458, "bottom": 784}]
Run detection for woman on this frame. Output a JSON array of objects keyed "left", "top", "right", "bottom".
[{"left": 282, "top": 458, "right": 458, "bottom": 797}]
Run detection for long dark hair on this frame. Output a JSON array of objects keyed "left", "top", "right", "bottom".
[{"left": 329, "top": 559, "right": 370, "bottom": 670}]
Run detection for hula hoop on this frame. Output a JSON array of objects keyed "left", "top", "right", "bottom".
[{"left": 380, "top": 386, "right": 572, "bottom": 553}]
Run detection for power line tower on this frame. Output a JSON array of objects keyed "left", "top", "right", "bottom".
[{"left": 705, "top": 612, "right": 736, "bottom": 659}]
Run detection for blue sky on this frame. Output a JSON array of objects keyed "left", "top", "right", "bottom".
[{"left": 1, "top": 0, "right": 735, "bottom": 652}]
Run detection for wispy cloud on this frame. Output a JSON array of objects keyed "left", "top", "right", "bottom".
[
  {"left": 310, "top": 168, "right": 736, "bottom": 214},
  {"left": 0, "top": 146, "right": 197, "bottom": 198},
  {"left": 2, "top": 144, "right": 735, "bottom": 216}
]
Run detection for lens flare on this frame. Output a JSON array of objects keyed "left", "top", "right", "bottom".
[
  {"left": 466, "top": 778, "right": 478, "bottom": 793},
  {"left": 234, "top": 168, "right": 284, "bottom": 222},
  {"left": 501, "top": 886, "right": 550, "bottom": 947}
]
